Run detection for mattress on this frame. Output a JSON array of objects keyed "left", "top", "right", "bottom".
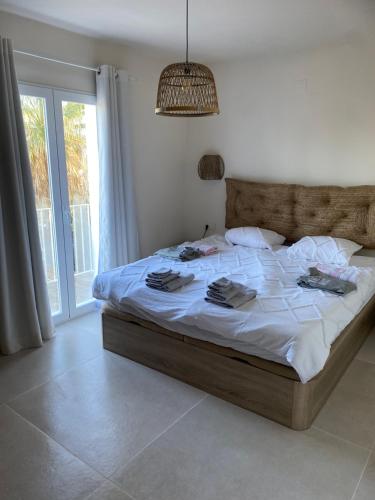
[{"left": 93, "top": 235, "right": 375, "bottom": 382}]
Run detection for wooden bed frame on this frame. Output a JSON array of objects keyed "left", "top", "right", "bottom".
[{"left": 102, "top": 178, "right": 375, "bottom": 430}]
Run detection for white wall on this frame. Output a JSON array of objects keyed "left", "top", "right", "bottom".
[
  {"left": 0, "top": 10, "right": 188, "bottom": 257},
  {"left": 183, "top": 36, "right": 375, "bottom": 240},
  {"left": 2, "top": 10, "right": 375, "bottom": 252}
]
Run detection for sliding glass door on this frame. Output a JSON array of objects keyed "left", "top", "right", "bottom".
[
  {"left": 55, "top": 92, "right": 99, "bottom": 309},
  {"left": 20, "top": 84, "right": 99, "bottom": 324}
]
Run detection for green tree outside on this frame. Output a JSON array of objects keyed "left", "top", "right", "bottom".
[{"left": 21, "top": 96, "right": 90, "bottom": 208}]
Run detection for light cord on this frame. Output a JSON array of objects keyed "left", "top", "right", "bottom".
[{"left": 186, "top": 0, "right": 189, "bottom": 63}]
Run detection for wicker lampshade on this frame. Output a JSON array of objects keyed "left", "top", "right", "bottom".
[{"left": 155, "top": 62, "right": 219, "bottom": 117}]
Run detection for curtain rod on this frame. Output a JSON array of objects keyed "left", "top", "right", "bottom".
[
  {"left": 14, "top": 49, "right": 141, "bottom": 82},
  {"left": 14, "top": 49, "right": 139, "bottom": 81},
  {"left": 14, "top": 49, "right": 99, "bottom": 72},
  {"left": 13, "top": 48, "right": 142, "bottom": 83}
]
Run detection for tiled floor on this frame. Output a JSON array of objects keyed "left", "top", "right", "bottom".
[{"left": 1, "top": 312, "right": 375, "bottom": 500}]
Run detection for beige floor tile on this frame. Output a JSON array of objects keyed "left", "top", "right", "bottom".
[
  {"left": 57, "top": 311, "right": 102, "bottom": 336},
  {"left": 85, "top": 480, "right": 133, "bottom": 500},
  {"left": 112, "top": 396, "right": 368, "bottom": 500},
  {"left": 315, "top": 359, "right": 375, "bottom": 448},
  {"left": 354, "top": 452, "right": 375, "bottom": 500},
  {"left": 0, "top": 405, "right": 101, "bottom": 500},
  {"left": 0, "top": 312, "right": 102, "bottom": 404},
  {"left": 357, "top": 329, "right": 375, "bottom": 365},
  {"left": 9, "top": 352, "right": 205, "bottom": 477}
]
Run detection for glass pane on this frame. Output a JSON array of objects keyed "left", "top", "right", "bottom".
[
  {"left": 61, "top": 100, "right": 99, "bottom": 307},
  {"left": 21, "top": 95, "right": 61, "bottom": 315}
]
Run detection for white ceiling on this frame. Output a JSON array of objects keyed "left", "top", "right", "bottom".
[{"left": 1, "top": 0, "right": 374, "bottom": 61}]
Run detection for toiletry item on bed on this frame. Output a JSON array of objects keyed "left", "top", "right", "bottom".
[
  {"left": 205, "top": 277, "right": 257, "bottom": 308},
  {"left": 146, "top": 268, "right": 194, "bottom": 292},
  {"left": 297, "top": 267, "right": 357, "bottom": 296}
]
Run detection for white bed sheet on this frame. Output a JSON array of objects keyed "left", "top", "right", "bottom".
[{"left": 93, "top": 235, "right": 375, "bottom": 383}]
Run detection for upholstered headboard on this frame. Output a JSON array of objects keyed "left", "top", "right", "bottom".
[{"left": 225, "top": 178, "right": 375, "bottom": 248}]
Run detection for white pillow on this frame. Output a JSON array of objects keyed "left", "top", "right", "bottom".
[
  {"left": 287, "top": 236, "right": 362, "bottom": 266},
  {"left": 225, "top": 227, "right": 286, "bottom": 250}
]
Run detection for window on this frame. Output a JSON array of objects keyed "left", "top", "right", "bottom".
[{"left": 20, "top": 84, "right": 99, "bottom": 324}]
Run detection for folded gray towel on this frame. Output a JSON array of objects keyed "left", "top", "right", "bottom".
[
  {"left": 297, "top": 267, "right": 357, "bottom": 296},
  {"left": 179, "top": 247, "right": 202, "bottom": 261},
  {"left": 146, "top": 273, "right": 195, "bottom": 292},
  {"left": 207, "top": 282, "right": 248, "bottom": 302},
  {"left": 205, "top": 288, "right": 256, "bottom": 308},
  {"left": 205, "top": 278, "right": 257, "bottom": 308},
  {"left": 148, "top": 268, "right": 173, "bottom": 278},
  {"left": 208, "top": 277, "right": 233, "bottom": 291},
  {"left": 146, "top": 272, "right": 180, "bottom": 286}
]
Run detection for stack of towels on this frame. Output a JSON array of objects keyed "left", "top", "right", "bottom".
[
  {"left": 297, "top": 267, "right": 357, "bottom": 296},
  {"left": 205, "top": 277, "right": 257, "bottom": 308},
  {"left": 155, "top": 244, "right": 218, "bottom": 261},
  {"left": 179, "top": 247, "right": 202, "bottom": 261},
  {"left": 179, "top": 244, "right": 218, "bottom": 261},
  {"left": 190, "top": 244, "right": 218, "bottom": 257},
  {"left": 146, "top": 268, "right": 194, "bottom": 292}
]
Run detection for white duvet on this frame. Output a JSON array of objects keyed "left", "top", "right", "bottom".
[{"left": 93, "top": 235, "right": 375, "bottom": 383}]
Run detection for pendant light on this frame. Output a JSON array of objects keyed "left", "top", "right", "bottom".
[{"left": 155, "top": 0, "right": 219, "bottom": 117}]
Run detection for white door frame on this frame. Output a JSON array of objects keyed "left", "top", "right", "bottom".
[
  {"left": 19, "top": 84, "right": 70, "bottom": 324},
  {"left": 19, "top": 83, "right": 97, "bottom": 323},
  {"left": 53, "top": 90, "right": 97, "bottom": 319}
]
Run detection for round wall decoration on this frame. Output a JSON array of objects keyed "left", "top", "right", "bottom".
[{"left": 198, "top": 155, "right": 225, "bottom": 180}]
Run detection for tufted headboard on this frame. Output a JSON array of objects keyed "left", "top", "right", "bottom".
[{"left": 225, "top": 178, "right": 375, "bottom": 248}]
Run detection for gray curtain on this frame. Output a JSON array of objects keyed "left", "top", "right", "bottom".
[
  {"left": 96, "top": 65, "right": 140, "bottom": 272},
  {"left": 0, "top": 37, "right": 54, "bottom": 354}
]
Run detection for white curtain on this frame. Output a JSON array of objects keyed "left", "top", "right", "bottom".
[
  {"left": 96, "top": 65, "right": 140, "bottom": 272},
  {"left": 0, "top": 38, "right": 54, "bottom": 354}
]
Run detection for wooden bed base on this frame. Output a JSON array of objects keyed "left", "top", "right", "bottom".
[
  {"left": 102, "top": 179, "right": 375, "bottom": 429},
  {"left": 102, "top": 294, "right": 375, "bottom": 430}
]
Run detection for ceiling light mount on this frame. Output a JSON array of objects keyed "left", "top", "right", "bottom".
[{"left": 155, "top": 0, "right": 219, "bottom": 117}]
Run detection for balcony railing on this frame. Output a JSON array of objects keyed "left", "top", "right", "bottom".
[{"left": 37, "top": 203, "right": 94, "bottom": 283}]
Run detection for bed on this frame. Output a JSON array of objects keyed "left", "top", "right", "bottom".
[{"left": 96, "top": 178, "right": 375, "bottom": 430}]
